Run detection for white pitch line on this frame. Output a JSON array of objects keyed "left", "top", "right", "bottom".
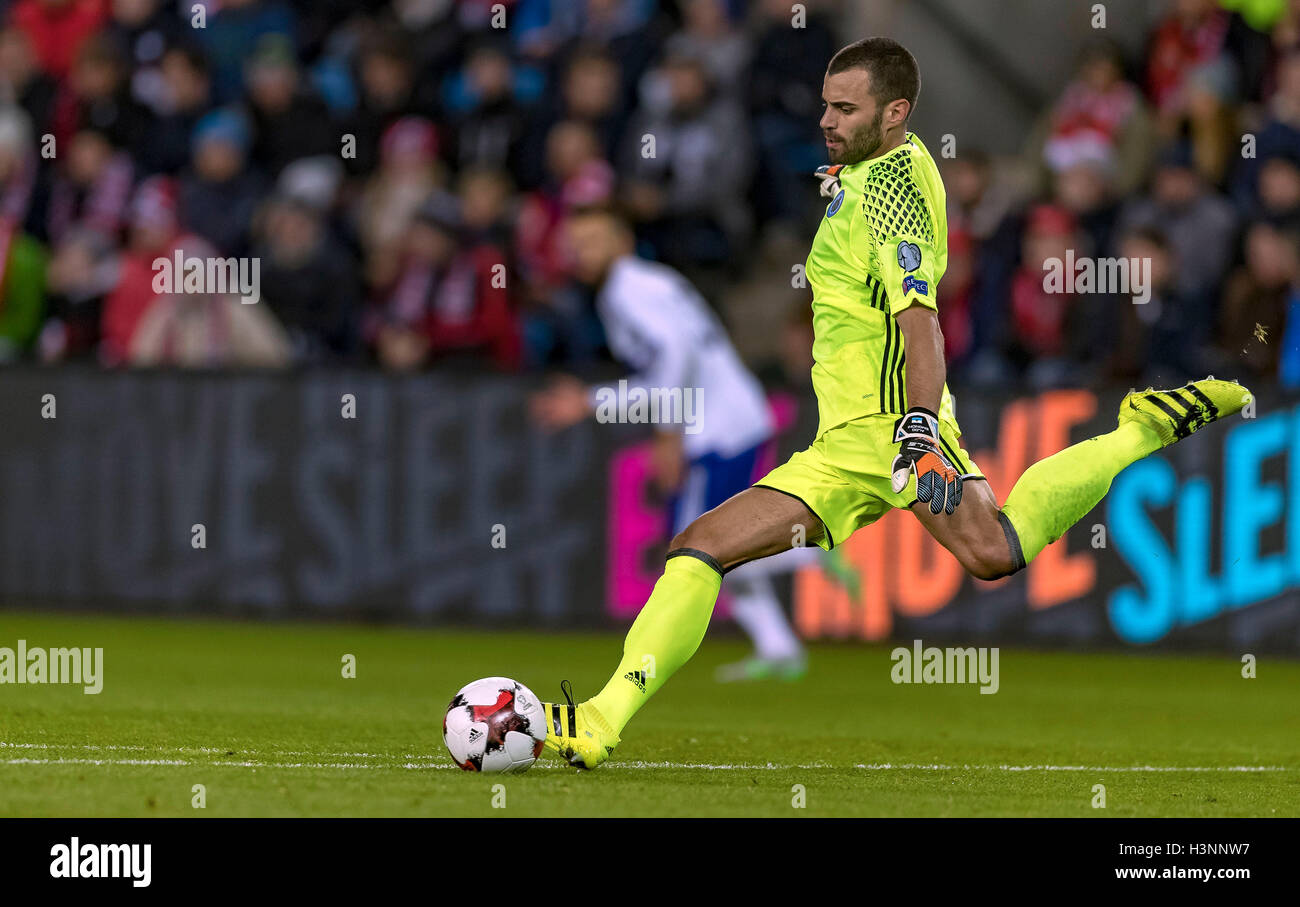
[
  {"left": 608, "top": 760, "right": 1290, "bottom": 772},
  {"left": 0, "top": 742, "right": 409, "bottom": 759},
  {"left": 0, "top": 745, "right": 1288, "bottom": 774},
  {"left": 3, "top": 757, "right": 457, "bottom": 770},
  {"left": 4, "top": 758, "right": 191, "bottom": 767},
  {"left": 851, "top": 763, "right": 1289, "bottom": 773}
]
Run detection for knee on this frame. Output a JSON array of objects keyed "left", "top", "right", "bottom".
[
  {"left": 668, "top": 522, "right": 730, "bottom": 576},
  {"left": 670, "top": 520, "right": 714, "bottom": 557},
  {"left": 957, "top": 534, "right": 1018, "bottom": 582}
]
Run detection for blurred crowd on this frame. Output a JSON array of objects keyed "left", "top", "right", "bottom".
[
  {"left": 940, "top": 0, "right": 1300, "bottom": 392},
  {"left": 0, "top": 0, "right": 1297, "bottom": 392}
]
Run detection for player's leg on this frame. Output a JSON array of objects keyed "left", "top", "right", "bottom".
[
  {"left": 716, "top": 557, "right": 808, "bottom": 682},
  {"left": 916, "top": 419, "right": 1173, "bottom": 579},
  {"left": 917, "top": 378, "right": 1252, "bottom": 577},
  {"left": 910, "top": 476, "right": 1016, "bottom": 579},
  {"left": 591, "top": 486, "right": 822, "bottom": 710},
  {"left": 666, "top": 446, "right": 808, "bottom": 682},
  {"left": 668, "top": 483, "right": 828, "bottom": 567},
  {"left": 545, "top": 486, "right": 823, "bottom": 767}
]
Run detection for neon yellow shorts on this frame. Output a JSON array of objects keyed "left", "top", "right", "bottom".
[{"left": 754, "top": 413, "right": 983, "bottom": 550}]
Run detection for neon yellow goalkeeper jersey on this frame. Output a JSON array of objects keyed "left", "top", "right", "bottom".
[{"left": 804, "top": 131, "right": 955, "bottom": 437}]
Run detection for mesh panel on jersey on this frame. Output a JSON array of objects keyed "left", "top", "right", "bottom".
[{"left": 861, "top": 151, "right": 935, "bottom": 246}]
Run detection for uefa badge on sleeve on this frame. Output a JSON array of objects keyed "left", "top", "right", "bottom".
[
  {"left": 826, "top": 188, "right": 845, "bottom": 218},
  {"left": 897, "top": 240, "right": 922, "bottom": 272}
]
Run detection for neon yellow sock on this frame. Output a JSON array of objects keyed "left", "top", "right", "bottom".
[
  {"left": 1001, "top": 422, "right": 1161, "bottom": 565},
  {"left": 589, "top": 553, "right": 722, "bottom": 735}
]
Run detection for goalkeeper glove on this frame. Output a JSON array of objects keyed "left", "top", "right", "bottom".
[
  {"left": 812, "top": 164, "right": 844, "bottom": 198},
  {"left": 890, "top": 407, "right": 965, "bottom": 515}
]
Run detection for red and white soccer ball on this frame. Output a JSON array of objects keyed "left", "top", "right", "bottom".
[{"left": 443, "top": 677, "right": 547, "bottom": 773}]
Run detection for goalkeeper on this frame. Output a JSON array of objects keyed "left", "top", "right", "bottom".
[{"left": 541, "top": 36, "right": 1251, "bottom": 768}]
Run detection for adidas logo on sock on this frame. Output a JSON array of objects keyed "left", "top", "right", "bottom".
[{"left": 624, "top": 670, "right": 647, "bottom": 693}]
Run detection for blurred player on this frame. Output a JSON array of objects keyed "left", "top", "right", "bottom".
[
  {"left": 542, "top": 37, "right": 1251, "bottom": 768},
  {"left": 531, "top": 205, "right": 808, "bottom": 682}
]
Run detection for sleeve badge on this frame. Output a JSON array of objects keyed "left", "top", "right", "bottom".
[{"left": 897, "top": 241, "right": 922, "bottom": 272}]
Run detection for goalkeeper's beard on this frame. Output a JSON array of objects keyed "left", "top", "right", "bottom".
[{"left": 832, "top": 109, "right": 886, "bottom": 165}]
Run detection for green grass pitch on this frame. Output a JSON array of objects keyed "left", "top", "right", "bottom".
[{"left": 1, "top": 611, "right": 1297, "bottom": 817}]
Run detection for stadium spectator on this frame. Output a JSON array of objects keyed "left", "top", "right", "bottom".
[
  {"left": 103, "top": 0, "right": 186, "bottom": 111},
  {"left": 1146, "top": 0, "right": 1233, "bottom": 120},
  {"left": 542, "top": 0, "right": 665, "bottom": 103},
  {"left": 244, "top": 34, "right": 336, "bottom": 177},
  {"left": 0, "top": 102, "right": 49, "bottom": 358},
  {"left": 1117, "top": 141, "right": 1239, "bottom": 306},
  {"left": 0, "top": 210, "right": 47, "bottom": 361},
  {"left": 0, "top": 103, "right": 39, "bottom": 237},
  {"left": 1050, "top": 158, "right": 1121, "bottom": 263},
  {"left": 443, "top": 40, "right": 538, "bottom": 182},
  {"left": 367, "top": 191, "right": 520, "bottom": 372},
  {"left": 944, "top": 150, "right": 1018, "bottom": 244},
  {"left": 663, "top": 0, "right": 749, "bottom": 100},
  {"left": 8, "top": 0, "right": 109, "bottom": 84},
  {"left": 254, "top": 192, "right": 361, "bottom": 363},
  {"left": 63, "top": 33, "right": 154, "bottom": 169},
  {"left": 1103, "top": 225, "right": 1212, "bottom": 384},
  {"left": 539, "top": 47, "right": 625, "bottom": 164},
  {"left": 513, "top": 119, "right": 611, "bottom": 366},
  {"left": 0, "top": 0, "right": 1284, "bottom": 396},
  {"left": 196, "top": 0, "right": 296, "bottom": 104},
  {"left": 144, "top": 44, "right": 213, "bottom": 175},
  {"left": 1233, "top": 48, "right": 1300, "bottom": 206},
  {"left": 458, "top": 165, "right": 513, "bottom": 250},
  {"left": 963, "top": 168, "right": 1116, "bottom": 388},
  {"left": 128, "top": 235, "right": 292, "bottom": 368},
  {"left": 1181, "top": 52, "right": 1241, "bottom": 185},
  {"left": 515, "top": 119, "right": 612, "bottom": 290},
  {"left": 747, "top": 0, "right": 837, "bottom": 229},
  {"left": 0, "top": 26, "right": 57, "bottom": 140},
  {"left": 356, "top": 115, "right": 444, "bottom": 288},
  {"left": 342, "top": 29, "right": 422, "bottom": 177},
  {"left": 620, "top": 52, "right": 751, "bottom": 276},
  {"left": 1027, "top": 40, "right": 1153, "bottom": 198},
  {"left": 778, "top": 295, "right": 815, "bottom": 390},
  {"left": 1218, "top": 218, "right": 1300, "bottom": 381},
  {"left": 40, "top": 223, "right": 114, "bottom": 361},
  {"left": 1272, "top": 0, "right": 1300, "bottom": 65},
  {"left": 276, "top": 154, "right": 345, "bottom": 218},
  {"left": 1255, "top": 148, "right": 1300, "bottom": 225},
  {"left": 46, "top": 124, "right": 133, "bottom": 245},
  {"left": 940, "top": 225, "right": 977, "bottom": 368},
  {"left": 1005, "top": 204, "right": 1085, "bottom": 388},
  {"left": 178, "top": 107, "right": 264, "bottom": 255},
  {"left": 385, "top": 0, "right": 465, "bottom": 110},
  {"left": 100, "top": 173, "right": 191, "bottom": 365}
]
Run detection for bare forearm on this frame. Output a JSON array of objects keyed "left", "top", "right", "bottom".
[{"left": 895, "top": 305, "right": 946, "bottom": 414}]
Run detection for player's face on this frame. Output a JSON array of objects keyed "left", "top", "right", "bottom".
[{"left": 820, "top": 69, "right": 885, "bottom": 164}]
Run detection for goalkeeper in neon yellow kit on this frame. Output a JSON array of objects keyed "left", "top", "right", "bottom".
[{"left": 540, "top": 37, "right": 1251, "bottom": 768}]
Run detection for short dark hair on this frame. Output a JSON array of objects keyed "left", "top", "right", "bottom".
[
  {"left": 359, "top": 29, "right": 413, "bottom": 68},
  {"left": 827, "top": 37, "right": 920, "bottom": 116},
  {"left": 163, "top": 43, "right": 210, "bottom": 79},
  {"left": 568, "top": 203, "right": 634, "bottom": 232},
  {"left": 1124, "top": 225, "right": 1170, "bottom": 252}
]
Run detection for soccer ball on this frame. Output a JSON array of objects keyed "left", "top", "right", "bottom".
[{"left": 443, "top": 677, "right": 547, "bottom": 772}]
